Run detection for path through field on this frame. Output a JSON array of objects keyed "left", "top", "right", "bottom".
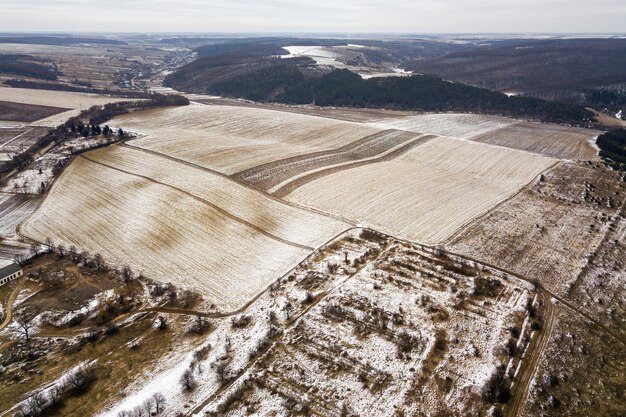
[{"left": 0, "top": 279, "right": 25, "bottom": 332}]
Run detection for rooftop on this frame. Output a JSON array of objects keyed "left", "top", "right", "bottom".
[{"left": 0, "top": 263, "right": 22, "bottom": 278}]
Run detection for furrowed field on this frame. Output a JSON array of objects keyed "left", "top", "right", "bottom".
[
  {"left": 21, "top": 146, "right": 349, "bottom": 310},
  {"left": 113, "top": 103, "right": 384, "bottom": 174},
  {"left": 285, "top": 136, "right": 554, "bottom": 243}
]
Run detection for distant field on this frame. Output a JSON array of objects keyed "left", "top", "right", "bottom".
[
  {"left": 116, "top": 103, "right": 383, "bottom": 174},
  {"left": 0, "top": 100, "right": 68, "bottom": 122},
  {"left": 369, "top": 112, "right": 599, "bottom": 160},
  {"left": 0, "top": 126, "right": 50, "bottom": 161},
  {"left": 368, "top": 113, "right": 517, "bottom": 138},
  {"left": 286, "top": 136, "right": 554, "bottom": 243},
  {"left": 21, "top": 147, "right": 349, "bottom": 310},
  {"left": 0, "top": 87, "right": 129, "bottom": 126},
  {"left": 471, "top": 122, "right": 599, "bottom": 160}
]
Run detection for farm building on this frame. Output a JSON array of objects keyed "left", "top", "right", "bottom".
[{"left": 0, "top": 263, "right": 22, "bottom": 286}]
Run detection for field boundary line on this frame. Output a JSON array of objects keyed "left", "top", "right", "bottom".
[
  {"left": 80, "top": 154, "right": 314, "bottom": 251},
  {"left": 272, "top": 134, "right": 438, "bottom": 198},
  {"left": 265, "top": 132, "right": 430, "bottom": 194},
  {"left": 442, "top": 160, "right": 562, "bottom": 246},
  {"left": 231, "top": 129, "right": 419, "bottom": 190},
  {"left": 120, "top": 142, "right": 357, "bottom": 225}
]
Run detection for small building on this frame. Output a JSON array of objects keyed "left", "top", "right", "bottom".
[{"left": 0, "top": 263, "right": 23, "bottom": 286}]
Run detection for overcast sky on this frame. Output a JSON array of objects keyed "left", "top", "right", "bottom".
[{"left": 1, "top": 0, "right": 625, "bottom": 33}]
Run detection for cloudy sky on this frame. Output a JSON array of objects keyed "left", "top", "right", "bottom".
[{"left": 1, "top": 0, "right": 625, "bottom": 33}]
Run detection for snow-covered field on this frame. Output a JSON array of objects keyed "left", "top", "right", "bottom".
[
  {"left": 114, "top": 103, "right": 383, "bottom": 174},
  {"left": 0, "top": 193, "right": 42, "bottom": 239},
  {"left": 286, "top": 136, "right": 554, "bottom": 244},
  {"left": 20, "top": 149, "right": 349, "bottom": 310},
  {"left": 282, "top": 45, "right": 347, "bottom": 68},
  {"left": 281, "top": 45, "right": 414, "bottom": 79},
  {"left": 369, "top": 113, "right": 518, "bottom": 139},
  {"left": 135, "top": 231, "right": 537, "bottom": 417},
  {"left": 471, "top": 121, "right": 599, "bottom": 160},
  {"left": 448, "top": 161, "right": 624, "bottom": 299}
]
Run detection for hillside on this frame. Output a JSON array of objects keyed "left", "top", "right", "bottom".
[
  {"left": 405, "top": 38, "right": 626, "bottom": 106},
  {"left": 167, "top": 62, "right": 594, "bottom": 124},
  {"left": 596, "top": 129, "right": 626, "bottom": 164},
  {"left": 0, "top": 54, "right": 60, "bottom": 80}
]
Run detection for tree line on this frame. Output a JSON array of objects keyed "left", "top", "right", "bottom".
[
  {"left": 0, "top": 93, "right": 189, "bottom": 176},
  {"left": 205, "top": 65, "right": 595, "bottom": 125},
  {"left": 596, "top": 129, "right": 626, "bottom": 167}
]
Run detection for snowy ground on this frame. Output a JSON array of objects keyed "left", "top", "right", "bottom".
[{"left": 94, "top": 229, "right": 540, "bottom": 417}]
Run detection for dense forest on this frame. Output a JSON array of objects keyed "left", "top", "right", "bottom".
[
  {"left": 3, "top": 79, "right": 152, "bottom": 98},
  {"left": 596, "top": 129, "right": 626, "bottom": 165},
  {"left": 405, "top": 38, "right": 626, "bottom": 108},
  {"left": 195, "top": 65, "right": 594, "bottom": 124},
  {"left": 0, "top": 54, "right": 60, "bottom": 80}
]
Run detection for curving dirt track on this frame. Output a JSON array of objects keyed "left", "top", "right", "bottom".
[
  {"left": 0, "top": 278, "right": 25, "bottom": 332},
  {"left": 506, "top": 289, "right": 556, "bottom": 417}
]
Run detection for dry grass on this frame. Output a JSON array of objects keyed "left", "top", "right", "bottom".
[{"left": 286, "top": 136, "right": 554, "bottom": 244}]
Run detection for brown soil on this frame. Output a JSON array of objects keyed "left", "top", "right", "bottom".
[{"left": 0, "top": 101, "right": 68, "bottom": 122}]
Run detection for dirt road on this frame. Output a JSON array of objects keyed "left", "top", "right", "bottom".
[
  {"left": 506, "top": 289, "right": 556, "bottom": 417},
  {"left": 0, "top": 279, "right": 25, "bottom": 331}
]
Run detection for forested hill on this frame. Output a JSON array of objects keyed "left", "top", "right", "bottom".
[
  {"left": 167, "top": 63, "right": 594, "bottom": 125},
  {"left": 596, "top": 129, "right": 626, "bottom": 165}
]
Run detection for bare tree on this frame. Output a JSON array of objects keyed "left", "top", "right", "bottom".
[
  {"left": 68, "top": 245, "right": 78, "bottom": 262},
  {"left": 15, "top": 310, "right": 36, "bottom": 341},
  {"left": 66, "top": 366, "right": 96, "bottom": 395},
  {"left": 93, "top": 253, "right": 105, "bottom": 270},
  {"left": 213, "top": 360, "right": 230, "bottom": 384},
  {"left": 180, "top": 368, "right": 196, "bottom": 391},
  {"left": 154, "top": 315, "right": 167, "bottom": 331},
  {"left": 141, "top": 397, "right": 154, "bottom": 416},
  {"left": 188, "top": 315, "right": 210, "bottom": 334},
  {"left": 121, "top": 265, "right": 134, "bottom": 284},
  {"left": 13, "top": 253, "right": 25, "bottom": 266},
  {"left": 47, "top": 385, "right": 62, "bottom": 407},
  {"left": 21, "top": 391, "right": 46, "bottom": 416},
  {"left": 152, "top": 392, "right": 166, "bottom": 414}
]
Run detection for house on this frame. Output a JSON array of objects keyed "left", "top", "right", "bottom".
[{"left": 0, "top": 263, "right": 23, "bottom": 286}]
